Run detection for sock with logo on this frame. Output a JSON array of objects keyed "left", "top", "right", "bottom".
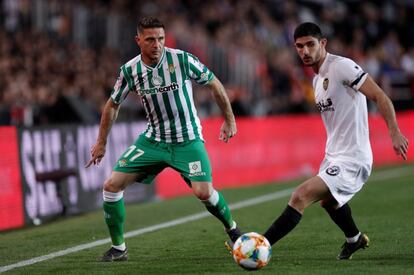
[
  {"left": 263, "top": 205, "right": 302, "bottom": 246},
  {"left": 202, "top": 190, "right": 234, "bottom": 229},
  {"left": 323, "top": 203, "right": 360, "bottom": 239},
  {"left": 103, "top": 190, "right": 126, "bottom": 248}
]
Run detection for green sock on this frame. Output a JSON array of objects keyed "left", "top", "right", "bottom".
[
  {"left": 205, "top": 192, "right": 234, "bottom": 229},
  {"left": 103, "top": 198, "right": 126, "bottom": 246}
]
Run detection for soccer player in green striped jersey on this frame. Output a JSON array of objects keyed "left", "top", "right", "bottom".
[{"left": 86, "top": 17, "right": 241, "bottom": 261}]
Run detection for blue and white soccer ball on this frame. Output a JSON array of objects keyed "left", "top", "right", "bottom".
[{"left": 232, "top": 232, "right": 272, "bottom": 270}]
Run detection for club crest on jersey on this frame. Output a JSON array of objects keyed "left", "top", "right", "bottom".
[
  {"left": 118, "top": 159, "right": 127, "bottom": 167},
  {"left": 326, "top": 165, "right": 340, "bottom": 176},
  {"left": 323, "top": 78, "right": 329, "bottom": 91},
  {"left": 151, "top": 75, "right": 163, "bottom": 87},
  {"left": 168, "top": 64, "right": 175, "bottom": 73}
]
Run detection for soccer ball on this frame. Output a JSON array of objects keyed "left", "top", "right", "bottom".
[{"left": 232, "top": 232, "right": 272, "bottom": 270}]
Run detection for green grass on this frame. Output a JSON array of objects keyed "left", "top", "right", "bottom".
[{"left": 1, "top": 165, "right": 414, "bottom": 274}]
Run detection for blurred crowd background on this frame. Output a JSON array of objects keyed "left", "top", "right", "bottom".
[{"left": 1, "top": 0, "right": 414, "bottom": 126}]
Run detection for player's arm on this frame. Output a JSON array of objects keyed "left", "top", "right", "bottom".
[
  {"left": 359, "top": 75, "right": 409, "bottom": 159},
  {"left": 85, "top": 99, "right": 120, "bottom": 167},
  {"left": 206, "top": 76, "right": 237, "bottom": 143}
]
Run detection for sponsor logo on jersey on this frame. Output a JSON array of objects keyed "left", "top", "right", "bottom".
[
  {"left": 316, "top": 98, "right": 335, "bottom": 113},
  {"left": 138, "top": 82, "right": 180, "bottom": 95},
  {"left": 200, "top": 72, "right": 209, "bottom": 82},
  {"left": 189, "top": 161, "right": 206, "bottom": 177},
  {"left": 326, "top": 165, "right": 340, "bottom": 176},
  {"left": 323, "top": 78, "right": 329, "bottom": 91}
]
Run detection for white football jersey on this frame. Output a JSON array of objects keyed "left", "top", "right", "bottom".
[{"left": 313, "top": 53, "right": 373, "bottom": 165}]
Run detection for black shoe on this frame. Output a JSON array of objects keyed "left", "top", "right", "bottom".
[
  {"left": 224, "top": 223, "right": 242, "bottom": 253},
  {"left": 226, "top": 223, "right": 242, "bottom": 243},
  {"left": 337, "top": 233, "right": 369, "bottom": 260},
  {"left": 100, "top": 247, "right": 128, "bottom": 262}
]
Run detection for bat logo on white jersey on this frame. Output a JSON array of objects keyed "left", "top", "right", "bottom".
[
  {"left": 326, "top": 165, "right": 340, "bottom": 176},
  {"left": 323, "top": 78, "right": 329, "bottom": 91}
]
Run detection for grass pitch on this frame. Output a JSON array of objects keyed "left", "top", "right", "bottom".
[{"left": 1, "top": 164, "right": 413, "bottom": 274}]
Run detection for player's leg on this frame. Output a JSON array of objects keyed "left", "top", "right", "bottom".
[
  {"left": 171, "top": 140, "right": 241, "bottom": 242},
  {"left": 321, "top": 197, "right": 360, "bottom": 243},
  {"left": 321, "top": 198, "right": 369, "bottom": 259},
  {"left": 101, "top": 171, "right": 140, "bottom": 261},
  {"left": 318, "top": 160, "right": 371, "bottom": 259},
  {"left": 263, "top": 176, "right": 330, "bottom": 245},
  {"left": 101, "top": 136, "right": 165, "bottom": 262},
  {"left": 191, "top": 181, "right": 240, "bottom": 240}
]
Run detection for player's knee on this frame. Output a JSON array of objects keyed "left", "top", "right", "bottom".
[
  {"left": 289, "top": 189, "right": 308, "bottom": 209},
  {"left": 192, "top": 183, "right": 212, "bottom": 201},
  {"left": 103, "top": 178, "right": 122, "bottom": 193},
  {"left": 193, "top": 188, "right": 210, "bottom": 200},
  {"left": 199, "top": 189, "right": 219, "bottom": 206}
]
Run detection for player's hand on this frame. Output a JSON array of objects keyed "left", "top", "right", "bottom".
[
  {"left": 391, "top": 130, "right": 409, "bottom": 160},
  {"left": 219, "top": 120, "right": 237, "bottom": 143},
  {"left": 85, "top": 142, "right": 106, "bottom": 168}
]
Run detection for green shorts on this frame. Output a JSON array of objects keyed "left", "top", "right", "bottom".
[{"left": 113, "top": 135, "right": 212, "bottom": 185}]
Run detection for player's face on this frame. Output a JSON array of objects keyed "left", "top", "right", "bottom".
[
  {"left": 135, "top": 27, "right": 165, "bottom": 64},
  {"left": 294, "top": 36, "right": 326, "bottom": 67}
]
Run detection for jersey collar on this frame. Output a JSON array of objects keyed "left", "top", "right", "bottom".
[
  {"left": 317, "top": 52, "right": 330, "bottom": 75},
  {"left": 141, "top": 48, "right": 166, "bottom": 71}
]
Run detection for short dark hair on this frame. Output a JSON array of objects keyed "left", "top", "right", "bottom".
[
  {"left": 293, "top": 22, "right": 323, "bottom": 41},
  {"left": 137, "top": 17, "right": 164, "bottom": 33}
]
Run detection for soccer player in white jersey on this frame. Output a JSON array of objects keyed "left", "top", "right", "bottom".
[
  {"left": 85, "top": 17, "right": 241, "bottom": 261},
  {"left": 262, "top": 22, "right": 409, "bottom": 259}
]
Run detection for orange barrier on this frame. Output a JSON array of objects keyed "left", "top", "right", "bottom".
[
  {"left": 156, "top": 111, "right": 414, "bottom": 198},
  {"left": 0, "top": 127, "right": 24, "bottom": 230}
]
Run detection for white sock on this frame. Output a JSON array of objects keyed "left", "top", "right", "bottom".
[
  {"left": 112, "top": 242, "right": 126, "bottom": 251},
  {"left": 103, "top": 190, "right": 124, "bottom": 202},
  {"left": 346, "top": 232, "right": 361, "bottom": 243},
  {"left": 229, "top": 221, "right": 237, "bottom": 230},
  {"left": 201, "top": 190, "right": 219, "bottom": 206}
]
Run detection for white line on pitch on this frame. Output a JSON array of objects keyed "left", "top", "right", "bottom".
[
  {"left": 0, "top": 165, "right": 412, "bottom": 273},
  {"left": 0, "top": 189, "right": 293, "bottom": 273}
]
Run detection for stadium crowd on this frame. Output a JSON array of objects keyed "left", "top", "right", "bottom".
[{"left": 1, "top": 0, "right": 414, "bottom": 126}]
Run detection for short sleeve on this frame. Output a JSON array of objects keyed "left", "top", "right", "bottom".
[
  {"left": 110, "top": 68, "right": 130, "bottom": 104},
  {"left": 186, "top": 53, "right": 214, "bottom": 85},
  {"left": 335, "top": 58, "right": 368, "bottom": 90}
]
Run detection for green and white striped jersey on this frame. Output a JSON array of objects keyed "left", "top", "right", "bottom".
[{"left": 111, "top": 47, "right": 214, "bottom": 143}]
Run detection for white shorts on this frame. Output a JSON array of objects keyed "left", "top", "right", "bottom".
[{"left": 318, "top": 158, "right": 372, "bottom": 207}]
